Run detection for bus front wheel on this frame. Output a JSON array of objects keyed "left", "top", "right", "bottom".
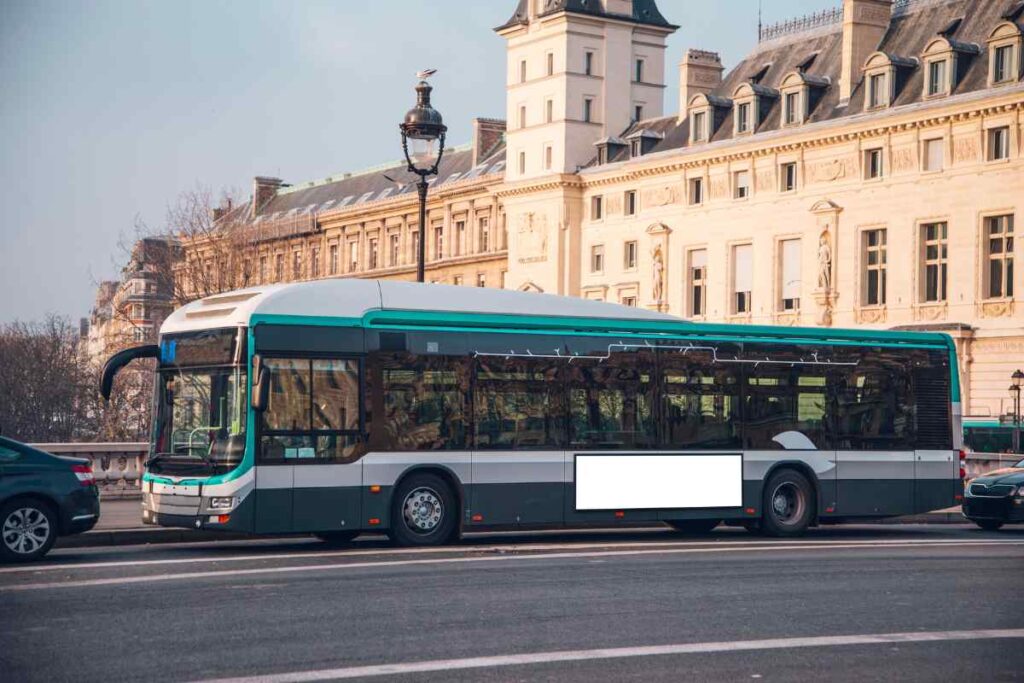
[
  {"left": 390, "top": 473, "right": 459, "bottom": 547},
  {"left": 761, "top": 469, "right": 814, "bottom": 537}
]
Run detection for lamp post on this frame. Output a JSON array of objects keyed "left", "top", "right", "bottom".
[
  {"left": 1011, "top": 369, "right": 1023, "bottom": 454},
  {"left": 399, "top": 77, "right": 447, "bottom": 283}
]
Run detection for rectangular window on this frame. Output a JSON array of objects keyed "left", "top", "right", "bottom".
[
  {"left": 624, "top": 190, "right": 638, "bottom": 216},
  {"left": 546, "top": 52, "right": 554, "bottom": 77},
  {"left": 348, "top": 242, "right": 358, "bottom": 273},
  {"left": 624, "top": 241, "right": 637, "bottom": 270},
  {"left": 544, "top": 144, "right": 553, "bottom": 170},
  {"left": 260, "top": 358, "right": 361, "bottom": 464},
  {"left": 985, "top": 215, "right": 1015, "bottom": 299},
  {"left": 569, "top": 349, "right": 656, "bottom": 449},
  {"left": 374, "top": 353, "right": 468, "bottom": 451},
  {"left": 737, "top": 102, "right": 750, "bottom": 133},
  {"left": 994, "top": 45, "right": 1013, "bottom": 83},
  {"left": 585, "top": 51, "right": 594, "bottom": 76},
  {"left": 519, "top": 59, "right": 527, "bottom": 83},
  {"left": 292, "top": 251, "right": 302, "bottom": 280},
  {"left": 621, "top": 295, "right": 637, "bottom": 307},
  {"left": 591, "top": 195, "right": 604, "bottom": 220},
  {"left": 660, "top": 347, "right": 741, "bottom": 449},
  {"left": 597, "top": 146, "right": 608, "bottom": 165},
  {"left": 634, "top": 104, "right": 644, "bottom": 122},
  {"left": 275, "top": 253, "right": 284, "bottom": 280},
  {"left": 732, "top": 243, "right": 753, "bottom": 314},
  {"left": 434, "top": 225, "right": 444, "bottom": 260},
  {"left": 784, "top": 92, "right": 799, "bottom": 124},
  {"left": 688, "top": 249, "right": 707, "bottom": 317},
  {"left": 868, "top": 72, "right": 886, "bottom": 108},
  {"left": 865, "top": 148, "right": 883, "bottom": 179},
  {"left": 928, "top": 60, "right": 947, "bottom": 96},
  {"left": 475, "top": 357, "right": 565, "bottom": 449},
  {"left": 742, "top": 344, "right": 829, "bottom": 450},
  {"left": 453, "top": 275, "right": 463, "bottom": 286},
  {"left": 781, "top": 162, "right": 797, "bottom": 192},
  {"left": 477, "top": 273, "right": 486, "bottom": 288},
  {"left": 924, "top": 138, "right": 944, "bottom": 171},
  {"left": 635, "top": 58, "right": 644, "bottom": 83},
  {"left": 454, "top": 220, "right": 465, "bottom": 256},
  {"left": 518, "top": 105, "right": 527, "bottom": 129},
  {"left": 920, "top": 222, "right": 948, "bottom": 303},
  {"left": 310, "top": 247, "right": 320, "bottom": 278},
  {"left": 328, "top": 245, "right": 338, "bottom": 275},
  {"left": 988, "top": 126, "right": 1010, "bottom": 161},
  {"left": 692, "top": 111, "right": 706, "bottom": 141},
  {"left": 389, "top": 233, "right": 400, "bottom": 265},
  {"left": 545, "top": 98, "right": 553, "bottom": 123},
  {"left": 368, "top": 238, "right": 379, "bottom": 270},
  {"left": 688, "top": 177, "right": 703, "bottom": 205},
  {"left": 583, "top": 97, "right": 593, "bottom": 123},
  {"left": 518, "top": 151, "right": 526, "bottom": 174},
  {"left": 478, "top": 217, "right": 490, "bottom": 251},
  {"left": 410, "top": 230, "right": 420, "bottom": 264},
  {"left": 591, "top": 244, "right": 604, "bottom": 273},
  {"left": 259, "top": 255, "right": 268, "bottom": 282},
  {"left": 733, "top": 170, "right": 750, "bottom": 199},
  {"left": 780, "top": 238, "right": 801, "bottom": 311},
  {"left": 630, "top": 139, "right": 642, "bottom": 157},
  {"left": 863, "top": 228, "right": 888, "bottom": 306}
]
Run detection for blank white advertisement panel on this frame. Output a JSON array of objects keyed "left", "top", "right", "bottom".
[{"left": 574, "top": 454, "right": 743, "bottom": 511}]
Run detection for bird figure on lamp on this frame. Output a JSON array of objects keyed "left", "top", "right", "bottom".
[{"left": 416, "top": 68, "right": 437, "bottom": 80}]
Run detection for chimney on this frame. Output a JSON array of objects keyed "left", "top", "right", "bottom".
[
  {"left": 840, "top": 0, "right": 892, "bottom": 104},
  {"left": 678, "top": 49, "right": 723, "bottom": 121},
  {"left": 472, "top": 118, "right": 506, "bottom": 166},
  {"left": 251, "top": 176, "right": 285, "bottom": 218}
]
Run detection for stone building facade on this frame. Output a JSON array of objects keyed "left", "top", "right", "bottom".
[{"left": 158, "top": 0, "right": 1022, "bottom": 422}]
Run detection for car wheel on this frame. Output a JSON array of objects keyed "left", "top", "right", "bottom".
[
  {"left": 665, "top": 519, "right": 720, "bottom": 534},
  {"left": 975, "top": 520, "right": 1004, "bottom": 531},
  {"left": 390, "top": 473, "right": 459, "bottom": 547},
  {"left": 761, "top": 469, "right": 814, "bottom": 538},
  {"left": 0, "top": 499, "right": 57, "bottom": 563},
  {"left": 315, "top": 530, "right": 360, "bottom": 546}
]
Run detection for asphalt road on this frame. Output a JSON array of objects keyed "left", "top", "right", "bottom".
[{"left": 1, "top": 525, "right": 1022, "bottom": 683}]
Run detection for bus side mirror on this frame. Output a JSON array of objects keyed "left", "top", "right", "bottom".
[{"left": 251, "top": 355, "right": 270, "bottom": 412}]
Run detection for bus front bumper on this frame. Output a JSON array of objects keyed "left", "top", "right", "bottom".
[{"left": 142, "top": 492, "right": 253, "bottom": 532}]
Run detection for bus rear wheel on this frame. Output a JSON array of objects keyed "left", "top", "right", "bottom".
[
  {"left": 390, "top": 473, "right": 459, "bottom": 547},
  {"left": 761, "top": 469, "right": 814, "bottom": 537},
  {"left": 665, "top": 519, "right": 720, "bottom": 534}
]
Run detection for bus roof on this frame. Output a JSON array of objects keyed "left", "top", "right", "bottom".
[{"left": 160, "top": 279, "right": 955, "bottom": 349}]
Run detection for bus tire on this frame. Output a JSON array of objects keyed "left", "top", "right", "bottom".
[
  {"left": 315, "top": 530, "right": 360, "bottom": 545},
  {"left": 761, "top": 469, "right": 814, "bottom": 537},
  {"left": 975, "top": 520, "right": 1003, "bottom": 531},
  {"left": 390, "top": 472, "right": 459, "bottom": 547},
  {"left": 665, "top": 519, "right": 720, "bottom": 534}
]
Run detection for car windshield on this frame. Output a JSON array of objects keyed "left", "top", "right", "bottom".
[
  {"left": 151, "top": 365, "right": 247, "bottom": 475},
  {"left": 1016, "top": 459, "right": 1024, "bottom": 469}
]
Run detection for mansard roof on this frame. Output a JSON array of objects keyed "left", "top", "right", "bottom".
[
  {"left": 496, "top": 0, "right": 676, "bottom": 32},
  {"left": 586, "top": 0, "right": 1022, "bottom": 169}
]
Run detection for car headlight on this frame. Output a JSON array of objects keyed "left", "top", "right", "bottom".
[
  {"left": 1015, "top": 485, "right": 1024, "bottom": 498},
  {"left": 208, "top": 497, "right": 235, "bottom": 510}
]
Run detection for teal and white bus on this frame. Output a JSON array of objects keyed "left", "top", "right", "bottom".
[{"left": 101, "top": 279, "right": 963, "bottom": 545}]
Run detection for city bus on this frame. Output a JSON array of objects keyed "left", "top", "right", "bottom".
[
  {"left": 962, "top": 419, "right": 1016, "bottom": 454},
  {"left": 101, "top": 279, "right": 963, "bottom": 545}
]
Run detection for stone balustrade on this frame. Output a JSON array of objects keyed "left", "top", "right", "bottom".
[{"left": 30, "top": 443, "right": 147, "bottom": 499}]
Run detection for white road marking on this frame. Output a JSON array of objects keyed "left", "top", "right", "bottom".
[
  {"left": 3, "top": 539, "right": 1022, "bottom": 592},
  {"left": 189, "top": 629, "right": 1024, "bottom": 682},
  {"left": 8, "top": 536, "right": 1017, "bottom": 575}
]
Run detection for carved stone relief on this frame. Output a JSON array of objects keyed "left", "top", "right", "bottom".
[
  {"left": 755, "top": 170, "right": 775, "bottom": 193},
  {"left": 606, "top": 194, "right": 623, "bottom": 216},
  {"left": 980, "top": 300, "right": 1015, "bottom": 318},
  {"left": 953, "top": 136, "right": 980, "bottom": 163},
  {"left": 857, "top": 307, "right": 887, "bottom": 324},
  {"left": 891, "top": 146, "right": 915, "bottom": 173},
  {"left": 641, "top": 186, "right": 679, "bottom": 208},
  {"left": 806, "top": 156, "right": 855, "bottom": 184},
  {"left": 915, "top": 303, "right": 948, "bottom": 322},
  {"left": 709, "top": 176, "right": 730, "bottom": 200},
  {"left": 515, "top": 212, "right": 548, "bottom": 264}
]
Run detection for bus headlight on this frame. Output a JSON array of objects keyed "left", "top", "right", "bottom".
[{"left": 208, "top": 497, "right": 236, "bottom": 510}]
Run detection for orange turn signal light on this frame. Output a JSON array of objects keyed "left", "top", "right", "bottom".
[
  {"left": 369, "top": 485, "right": 381, "bottom": 494},
  {"left": 471, "top": 514, "right": 483, "bottom": 522},
  {"left": 217, "top": 515, "right": 230, "bottom": 524},
  {"left": 614, "top": 511, "right": 625, "bottom": 519}
]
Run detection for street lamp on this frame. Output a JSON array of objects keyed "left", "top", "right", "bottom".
[
  {"left": 399, "top": 77, "right": 447, "bottom": 283},
  {"left": 1011, "top": 369, "right": 1024, "bottom": 454}
]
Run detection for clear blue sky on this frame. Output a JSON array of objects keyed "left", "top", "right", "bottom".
[{"left": 0, "top": 0, "right": 837, "bottom": 324}]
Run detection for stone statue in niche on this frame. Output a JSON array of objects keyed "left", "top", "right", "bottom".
[
  {"left": 651, "top": 245, "right": 665, "bottom": 303},
  {"left": 817, "top": 229, "right": 833, "bottom": 291}
]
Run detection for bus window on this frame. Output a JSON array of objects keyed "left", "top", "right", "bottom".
[
  {"left": 567, "top": 350, "right": 656, "bottom": 449},
  {"left": 375, "top": 353, "right": 469, "bottom": 451},
  {"left": 474, "top": 357, "right": 566, "bottom": 449},
  {"left": 312, "top": 359, "right": 360, "bottom": 431},
  {"left": 263, "top": 359, "right": 311, "bottom": 432},
  {"left": 742, "top": 345, "right": 828, "bottom": 450},
  {"left": 659, "top": 348, "right": 741, "bottom": 449},
  {"left": 832, "top": 349, "right": 915, "bottom": 450}
]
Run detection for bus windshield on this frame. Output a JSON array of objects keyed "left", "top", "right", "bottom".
[{"left": 151, "top": 365, "right": 247, "bottom": 476}]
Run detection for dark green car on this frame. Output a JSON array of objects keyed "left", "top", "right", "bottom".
[{"left": 0, "top": 436, "right": 100, "bottom": 562}]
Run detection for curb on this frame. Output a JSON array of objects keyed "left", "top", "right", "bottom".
[{"left": 59, "top": 513, "right": 970, "bottom": 549}]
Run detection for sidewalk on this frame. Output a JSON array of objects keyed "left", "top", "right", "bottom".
[{"left": 56, "top": 499, "right": 969, "bottom": 549}]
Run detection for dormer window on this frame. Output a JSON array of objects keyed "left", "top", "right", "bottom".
[
  {"left": 737, "top": 102, "right": 750, "bottom": 133},
  {"left": 779, "top": 71, "right": 829, "bottom": 126},
  {"left": 861, "top": 52, "right": 916, "bottom": 111},
  {"left": 987, "top": 21, "right": 1023, "bottom": 86},
  {"left": 868, "top": 72, "right": 886, "bottom": 108},
  {"left": 732, "top": 83, "right": 777, "bottom": 136},
  {"left": 630, "top": 139, "right": 642, "bottom": 157},
  {"left": 784, "top": 92, "right": 799, "bottom": 125},
  {"left": 626, "top": 129, "right": 665, "bottom": 158},
  {"left": 921, "top": 36, "right": 980, "bottom": 98},
  {"left": 594, "top": 136, "right": 626, "bottom": 166},
  {"left": 688, "top": 94, "right": 731, "bottom": 144},
  {"left": 927, "top": 59, "right": 948, "bottom": 96},
  {"left": 692, "top": 111, "right": 707, "bottom": 141}
]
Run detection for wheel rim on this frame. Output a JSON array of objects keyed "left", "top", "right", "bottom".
[
  {"left": 770, "top": 483, "right": 805, "bottom": 526},
  {"left": 402, "top": 487, "right": 444, "bottom": 534},
  {"left": 2, "top": 507, "right": 51, "bottom": 555}
]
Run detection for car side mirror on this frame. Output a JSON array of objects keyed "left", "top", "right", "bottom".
[{"left": 251, "top": 355, "right": 270, "bottom": 412}]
